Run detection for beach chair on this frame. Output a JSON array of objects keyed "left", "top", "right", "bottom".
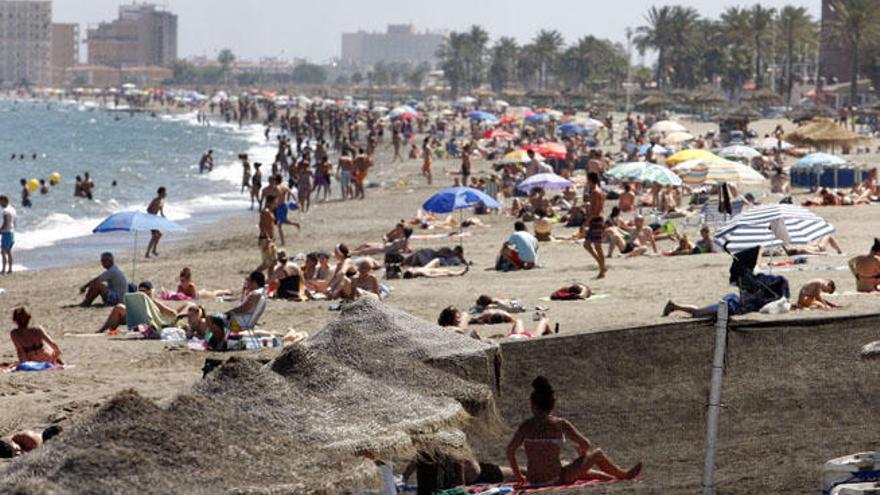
[
  {"left": 696, "top": 198, "right": 744, "bottom": 226},
  {"left": 124, "top": 292, "right": 173, "bottom": 330}
]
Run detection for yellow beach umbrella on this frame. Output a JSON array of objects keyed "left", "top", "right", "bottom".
[
  {"left": 498, "top": 149, "right": 543, "bottom": 165},
  {"left": 666, "top": 149, "right": 722, "bottom": 166}
]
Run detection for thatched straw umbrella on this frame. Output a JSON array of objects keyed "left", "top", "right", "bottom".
[
  {"left": 0, "top": 300, "right": 504, "bottom": 495},
  {"left": 786, "top": 103, "right": 836, "bottom": 124},
  {"left": 637, "top": 94, "right": 673, "bottom": 112},
  {"left": 785, "top": 118, "right": 865, "bottom": 151},
  {"left": 743, "top": 88, "right": 783, "bottom": 107}
]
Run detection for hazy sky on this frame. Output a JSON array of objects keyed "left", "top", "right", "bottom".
[{"left": 53, "top": 0, "right": 820, "bottom": 62}]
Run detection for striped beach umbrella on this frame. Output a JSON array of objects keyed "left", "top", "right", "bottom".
[
  {"left": 682, "top": 159, "right": 766, "bottom": 185},
  {"left": 666, "top": 149, "right": 721, "bottom": 166},
  {"left": 714, "top": 204, "right": 835, "bottom": 253},
  {"left": 717, "top": 145, "right": 761, "bottom": 160},
  {"left": 606, "top": 162, "right": 683, "bottom": 186}
]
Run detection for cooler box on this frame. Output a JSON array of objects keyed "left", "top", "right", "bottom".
[
  {"left": 832, "top": 482, "right": 880, "bottom": 494},
  {"left": 823, "top": 452, "right": 880, "bottom": 494}
]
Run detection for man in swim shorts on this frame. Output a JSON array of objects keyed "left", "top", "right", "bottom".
[
  {"left": 582, "top": 172, "right": 607, "bottom": 278},
  {"left": 0, "top": 195, "right": 15, "bottom": 274},
  {"left": 79, "top": 252, "right": 128, "bottom": 307}
]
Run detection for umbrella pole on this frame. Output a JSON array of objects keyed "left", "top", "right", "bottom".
[
  {"left": 459, "top": 209, "right": 464, "bottom": 250},
  {"left": 132, "top": 230, "right": 137, "bottom": 282}
]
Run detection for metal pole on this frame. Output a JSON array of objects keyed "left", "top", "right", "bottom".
[
  {"left": 702, "top": 303, "right": 729, "bottom": 495},
  {"left": 132, "top": 230, "right": 137, "bottom": 283},
  {"left": 625, "top": 27, "right": 633, "bottom": 114}
]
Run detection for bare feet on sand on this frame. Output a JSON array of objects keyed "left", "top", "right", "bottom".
[{"left": 662, "top": 301, "right": 674, "bottom": 317}]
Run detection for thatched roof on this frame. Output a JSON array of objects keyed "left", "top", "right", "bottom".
[
  {"left": 688, "top": 91, "right": 727, "bottom": 106},
  {"left": 743, "top": 89, "right": 782, "bottom": 105},
  {"left": 637, "top": 94, "right": 673, "bottom": 109},
  {"left": 0, "top": 300, "right": 503, "bottom": 494},
  {"left": 786, "top": 103, "right": 835, "bottom": 123},
  {"left": 716, "top": 105, "right": 761, "bottom": 122},
  {"left": 786, "top": 118, "right": 866, "bottom": 148}
]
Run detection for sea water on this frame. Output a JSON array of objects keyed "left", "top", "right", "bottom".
[{"left": 0, "top": 98, "right": 275, "bottom": 270}]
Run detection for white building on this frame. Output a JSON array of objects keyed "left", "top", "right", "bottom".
[{"left": 341, "top": 24, "right": 445, "bottom": 69}]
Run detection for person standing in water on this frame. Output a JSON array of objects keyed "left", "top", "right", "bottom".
[
  {"left": 0, "top": 195, "right": 15, "bottom": 274},
  {"left": 199, "top": 150, "right": 214, "bottom": 174},
  {"left": 19, "top": 180, "right": 32, "bottom": 208},
  {"left": 145, "top": 187, "right": 167, "bottom": 258}
]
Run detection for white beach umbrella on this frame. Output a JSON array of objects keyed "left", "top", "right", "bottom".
[
  {"left": 664, "top": 131, "right": 695, "bottom": 144},
  {"left": 714, "top": 204, "right": 835, "bottom": 253},
  {"left": 718, "top": 145, "right": 761, "bottom": 160},
  {"left": 650, "top": 120, "right": 688, "bottom": 133}
]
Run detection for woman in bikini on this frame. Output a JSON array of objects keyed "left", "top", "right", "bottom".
[
  {"left": 176, "top": 267, "right": 232, "bottom": 300},
  {"left": 422, "top": 137, "right": 434, "bottom": 184},
  {"left": 9, "top": 306, "right": 63, "bottom": 366},
  {"left": 507, "top": 376, "right": 641, "bottom": 486}
]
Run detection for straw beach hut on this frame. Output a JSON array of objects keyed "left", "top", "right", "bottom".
[
  {"left": 785, "top": 118, "right": 865, "bottom": 150},
  {"left": 0, "top": 300, "right": 503, "bottom": 494}
]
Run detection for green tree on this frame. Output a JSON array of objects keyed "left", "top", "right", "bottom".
[
  {"left": 291, "top": 64, "right": 327, "bottom": 84},
  {"left": 635, "top": 6, "right": 679, "bottom": 88},
  {"left": 437, "top": 32, "right": 467, "bottom": 95},
  {"left": 351, "top": 72, "right": 363, "bottom": 85},
  {"left": 463, "top": 25, "right": 489, "bottom": 90},
  {"left": 826, "top": 0, "right": 880, "bottom": 105},
  {"left": 170, "top": 60, "right": 197, "bottom": 84},
  {"left": 777, "top": 6, "right": 817, "bottom": 103},
  {"left": 559, "top": 36, "right": 628, "bottom": 91},
  {"left": 747, "top": 4, "right": 777, "bottom": 89},
  {"left": 489, "top": 37, "right": 519, "bottom": 92},
  {"left": 532, "top": 29, "right": 564, "bottom": 89},
  {"left": 405, "top": 62, "right": 431, "bottom": 89},
  {"left": 217, "top": 49, "right": 235, "bottom": 86}
]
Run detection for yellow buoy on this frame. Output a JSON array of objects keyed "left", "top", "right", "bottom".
[
  {"left": 50, "top": 172, "right": 61, "bottom": 185},
  {"left": 27, "top": 178, "right": 39, "bottom": 192}
]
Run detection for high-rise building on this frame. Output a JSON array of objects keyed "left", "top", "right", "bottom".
[
  {"left": 50, "top": 22, "right": 78, "bottom": 85},
  {"left": 86, "top": 3, "right": 177, "bottom": 68},
  {"left": 0, "top": 0, "right": 51, "bottom": 86},
  {"left": 341, "top": 24, "right": 445, "bottom": 68}
]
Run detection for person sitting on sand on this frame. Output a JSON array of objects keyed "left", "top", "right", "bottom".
[
  {"left": 182, "top": 305, "right": 208, "bottom": 339},
  {"left": 324, "top": 244, "right": 356, "bottom": 297},
  {"left": 205, "top": 315, "right": 228, "bottom": 352},
  {"left": 9, "top": 306, "right": 63, "bottom": 366},
  {"left": 796, "top": 279, "right": 838, "bottom": 310},
  {"left": 533, "top": 210, "right": 554, "bottom": 242},
  {"left": 98, "top": 281, "right": 194, "bottom": 333},
  {"left": 606, "top": 215, "right": 657, "bottom": 258},
  {"left": 225, "top": 271, "right": 267, "bottom": 331},
  {"left": 618, "top": 183, "right": 636, "bottom": 213},
  {"left": 268, "top": 251, "right": 305, "bottom": 301},
  {"left": 850, "top": 238, "right": 880, "bottom": 292},
  {"left": 694, "top": 226, "right": 715, "bottom": 254},
  {"left": 498, "top": 221, "right": 539, "bottom": 271},
  {"left": 79, "top": 252, "right": 129, "bottom": 307},
  {"left": 0, "top": 426, "right": 62, "bottom": 458},
  {"left": 506, "top": 376, "right": 642, "bottom": 486},
  {"left": 663, "top": 234, "right": 695, "bottom": 256},
  {"left": 331, "top": 260, "right": 382, "bottom": 301}
]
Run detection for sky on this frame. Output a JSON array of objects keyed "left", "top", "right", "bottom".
[{"left": 53, "top": 0, "right": 820, "bottom": 63}]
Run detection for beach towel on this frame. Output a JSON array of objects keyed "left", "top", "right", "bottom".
[
  {"left": 124, "top": 292, "right": 173, "bottom": 330},
  {"left": 410, "top": 232, "right": 473, "bottom": 241},
  {"left": 159, "top": 290, "right": 192, "bottom": 301},
  {"left": 463, "top": 477, "right": 637, "bottom": 494},
  {"left": 538, "top": 294, "right": 609, "bottom": 303},
  {"left": 2, "top": 361, "right": 69, "bottom": 373}
]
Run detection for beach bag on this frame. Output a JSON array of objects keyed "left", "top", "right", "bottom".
[{"left": 759, "top": 297, "right": 791, "bottom": 315}]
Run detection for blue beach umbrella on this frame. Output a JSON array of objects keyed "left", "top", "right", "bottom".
[
  {"left": 526, "top": 113, "right": 550, "bottom": 124},
  {"left": 93, "top": 211, "right": 185, "bottom": 280},
  {"left": 558, "top": 123, "right": 590, "bottom": 136},
  {"left": 794, "top": 152, "right": 846, "bottom": 169},
  {"left": 467, "top": 111, "right": 498, "bottom": 122},
  {"left": 423, "top": 187, "right": 501, "bottom": 247}
]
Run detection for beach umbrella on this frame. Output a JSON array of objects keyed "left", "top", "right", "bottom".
[
  {"left": 718, "top": 145, "right": 761, "bottom": 160},
  {"left": 482, "top": 129, "right": 515, "bottom": 140},
  {"left": 389, "top": 105, "right": 418, "bottom": 118},
  {"left": 558, "top": 123, "right": 591, "bottom": 136},
  {"left": 467, "top": 111, "right": 498, "bottom": 122},
  {"left": 93, "top": 211, "right": 185, "bottom": 281},
  {"left": 498, "top": 115, "right": 520, "bottom": 125},
  {"left": 650, "top": 120, "right": 688, "bottom": 133},
  {"left": 525, "top": 113, "right": 551, "bottom": 124},
  {"left": 714, "top": 204, "right": 835, "bottom": 253},
  {"left": 525, "top": 142, "right": 566, "bottom": 159},
  {"left": 516, "top": 173, "right": 573, "bottom": 193},
  {"left": 498, "top": 149, "right": 543, "bottom": 165},
  {"left": 457, "top": 96, "right": 477, "bottom": 104},
  {"left": 663, "top": 131, "right": 695, "bottom": 144},
  {"left": 794, "top": 152, "right": 846, "bottom": 168},
  {"left": 581, "top": 118, "right": 606, "bottom": 129},
  {"left": 607, "top": 162, "right": 683, "bottom": 186},
  {"left": 681, "top": 160, "right": 766, "bottom": 185},
  {"left": 785, "top": 118, "right": 865, "bottom": 149},
  {"left": 423, "top": 187, "right": 502, "bottom": 246},
  {"left": 638, "top": 143, "right": 669, "bottom": 156},
  {"left": 666, "top": 149, "right": 722, "bottom": 166}
]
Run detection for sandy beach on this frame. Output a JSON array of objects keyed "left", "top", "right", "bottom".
[{"left": 1, "top": 112, "right": 879, "bottom": 491}]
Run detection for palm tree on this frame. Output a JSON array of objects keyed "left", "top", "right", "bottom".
[
  {"left": 634, "top": 6, "right": 676, "bottom": 88},
  {"left": 747, "top": 5, "right": 777, "bottom": 89},
  {"left": 825, "top": 0, "right": 880, "bottom": 106},
  {"left": 777, "top": 6, "right": 817, "bottom": 104},
  {"left": 560, "top": 36, "right": 628, "bottom": 91},
  {"left": 464, "top": 25, "right": 489, "bottom": 91},
  {"left": 217, "top": 49, "right": 235, "bottom": 87},
  {"left": 437, "top": 32, "right": 467, "bottom": 96},
  {"left": 489, "top": 37, "right": 519, "bottom": 92},
  {"left": 532, "top": 29, "right": 564, "bottom": 89}
]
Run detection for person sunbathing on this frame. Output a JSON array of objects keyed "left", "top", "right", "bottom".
[
  {"left": 506, "top": 376, "right": 642, "bottom": 486},
  {"left": 9, "top": 306, "right": 63, "bottom": 366},
  {"left": 849, "top": 238, "right": 880, "bottom": 292},
  {"left": 351, "top": 227, "right": 413, "bottom": 256},
  {"left": 474, "top": 294, "right": 526, "bottom": 313},
  {"left": 437, "top": 306, "right": 479, "bottom": 339},
  {"left": 606, "top": 215, "right": 657, "bottom": 258},
  {"left": 550, "top": 284, "right": 592, "bottom": 300},
  {"left": 324, "top": 244, "right": 355, "bottom": 297},
  {"left": 225, "top": 272, "right": 267, "bottom": 331},
  {"left": 781, "top": 235, "right": 843, "bottom": 256},
  {"left": 694, "top": 226, "right": 715, "bottom": 254},
  {"left": 506, "top": 310, "right": 555, "bottom": 340},
  {"left": 98, "top": 281, "right": 194, "bottom": 333},
  {"left": 401, "top": 259, "right": 469, "bottom": 279},
  {"left": 663, "top": 234, "right": 695, "bottom": 256},
  {"left": 183, "top": 305, "right": 208, "bottom": 339},
  {"left": 0, "top": 426, "right": 62, "bottom": 458},
  {"left": 402, "top": 246, "right": 466, "bottom": 268},
  {"left": 173, "top": 267, "right": 232, "bottom": 300},
  {"left": 662, "top": 293, "right": 741, "bottom": 318},
  {"left": 796, "top": 279, "right": 838, "bottom": 309},
  {"left": 268, "top": 251, "right": 305, "bottom": 300},
  {"left": 331, "top": 260, "right": 382, "bottom": 301}
]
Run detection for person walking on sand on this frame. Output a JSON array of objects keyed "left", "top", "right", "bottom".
[
  {"left": 582, "top": 172, "right": 607, "bottom": 278},
  {"left": 269, "top": 175, "right": 300, "bottom": 246},
  {"left": 0, "top": 195, "right": 16, "bottom": 274},
  {"left": 257, "top": 198, "right": 278, "bottom": 273},
  {"left": 145, "top": 187, "right": 167, "bottom": 258},
  {"left": 250, "top": 163, "right": 263, "bottom": 210},
  {"left": 422, "top": 136, "right": 434, "bottom": 184}
]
